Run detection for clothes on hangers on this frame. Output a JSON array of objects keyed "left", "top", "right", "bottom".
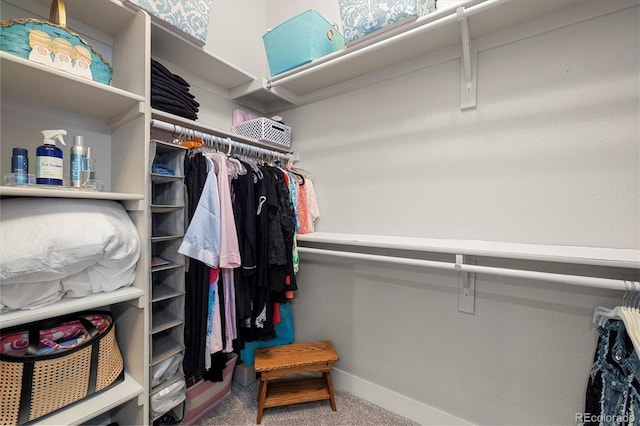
[
  {"left": 178, "top": 156, "right": 221, "bottom": 267},
  {"left": 172, "top": 126, "right": 319, "bottom": 383},
  {"left": 585, "top": 318, "right": 640, "bottom": 424},
  {"left": 182, "top": 153, "right": 211, "bottom": 385},
  {"left": 206, "top": 152, "right": 241, "bottom": 269},
  {"left": 290, "top": 167, "right": 320, "bottom": 234},
  {"left": 232, "top": 160, "right": 258, "bottom": 322}
]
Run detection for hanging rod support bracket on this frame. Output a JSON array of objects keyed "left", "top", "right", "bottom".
[
  {"left": 456, "top": 254, "right": 476, "bottom": 314},
  {"left": 457, "top": 7, "right": 477, "bottom": 110}
]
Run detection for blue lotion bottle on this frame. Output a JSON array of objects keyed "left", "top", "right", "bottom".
[
  {"left": 36, "top": 129, "right": 67, "bottom": 186},
  {"left": 11, "top": 148, "right": 29, "bottom": 184}
]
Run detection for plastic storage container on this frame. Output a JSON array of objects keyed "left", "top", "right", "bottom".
[{"left": 233, "top": 117, "right": 292, "bottom": 148}]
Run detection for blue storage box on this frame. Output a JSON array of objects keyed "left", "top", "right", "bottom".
[
  {"left": 263, "top": 10, "right": 345, "bottom": 76},
  {"left": 339, "top": 0, "right": 437, "bottom": 45},
  {"left": 125, "top": 0, "right": 212, "bottom": 46}
]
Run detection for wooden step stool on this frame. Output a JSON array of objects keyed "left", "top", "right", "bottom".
[{"left": 254, "top": 340, "right": 339, "bottom": 424}]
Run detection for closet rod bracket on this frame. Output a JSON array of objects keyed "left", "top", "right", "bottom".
[
  {"left": 456, "top": 254, "right": 476, "bottom": 314},
  {"left": 457, "top": 6, "right": 477, "bottom": 110}
]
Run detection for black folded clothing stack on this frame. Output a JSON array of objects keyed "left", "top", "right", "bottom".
[{"left": 151, "top": 59, "right": 199, "bottom": 121}]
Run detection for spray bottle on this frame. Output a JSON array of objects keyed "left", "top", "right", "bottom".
[{"left": 37, "top": 130, "right": 67, "bottom": 186}]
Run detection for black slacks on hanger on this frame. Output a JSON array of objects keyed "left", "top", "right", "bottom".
[{"left": 183, "top": 153, "right": 209, "bottom": 384}]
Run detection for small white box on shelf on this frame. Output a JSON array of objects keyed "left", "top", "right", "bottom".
[{"left": 233, "top": 117, "right": 292, "bottom": 149}]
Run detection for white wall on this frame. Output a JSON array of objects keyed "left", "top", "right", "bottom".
[
  {"left": 282, "top": 3, "right": 639, "bottom": 425},
  {"left": 287, "top": 5, "right": 639, "bottom": 249},
  {"left": 206, "top": 0, "right": 268, "bottom": 77}
]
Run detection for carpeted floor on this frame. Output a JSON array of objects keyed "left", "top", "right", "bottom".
[{"left": 194, "top": 377, "right": 420, "bottom": 426}]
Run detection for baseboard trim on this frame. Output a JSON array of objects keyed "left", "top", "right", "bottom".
[{"left": 332, "top": 368, "right": 473, "bottom": 425}]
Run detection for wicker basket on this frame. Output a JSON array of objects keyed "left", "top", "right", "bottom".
[
  {"left": 0, "top": 311, "right": 124, "bottom": 425},
  {"left": 233, "top": 117, "right": 292, "bottom": 148},
  {"left": 0, "top": 0, "right": 112, "bottom": 85}
]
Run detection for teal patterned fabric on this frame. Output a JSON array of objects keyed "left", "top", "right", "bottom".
[
  {"left": 126, "top": 0, "right": 212, "bottom": 44},
  {"left": 339, "top": 0, "right": 436, "bottom": 43}
]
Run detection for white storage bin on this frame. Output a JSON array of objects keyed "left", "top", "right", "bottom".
[{"left": 233, "top": 118, "right": 292, "bottom": 149}]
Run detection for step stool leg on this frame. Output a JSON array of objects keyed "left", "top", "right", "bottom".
[
  {"left": 323, "top": 371, "right": 337, "bottom": 411},
  {"left": 257, "top": 378, "right": 268, "bottom": 424}
]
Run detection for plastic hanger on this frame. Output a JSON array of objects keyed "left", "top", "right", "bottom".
[
  {"left": 620, "top": 306, "right": 640, "bottom": 355},
  {"left": 622, "top": 281, "right": 640, "bottom": 354},
  {"left": 593, "top": 305, "right": 625, "bottom": 328},
  {"left": 593, "top": 280, "right": 630, "bottom": 327},
  {"left": 593, "top": 281, "right": 640, "bottom": 355}
]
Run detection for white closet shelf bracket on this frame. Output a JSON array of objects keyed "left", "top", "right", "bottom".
[
  {"left": 456, "top": 254, "right": 476, "bottom": 314},
  {"left": 457, "top": 6, "right": 477, "bottom": 110}
]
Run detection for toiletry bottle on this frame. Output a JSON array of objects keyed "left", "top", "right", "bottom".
[
  {"left": 70, "top": 135, "right": 85, "bottom": 187},
  {"left": 81, "top": 146, "right": 96, "bottom": 186},
  {"left": 36, "top": 129, "right": 66, "bottom": 186},
  {"left": 11, "top": 147, "right": 29, "bottom": 184}
]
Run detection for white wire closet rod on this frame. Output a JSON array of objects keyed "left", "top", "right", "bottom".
[
  {"left": 150, "top": 118, "right": 296, "bottom": 163},
  {"left": 296, "top": 247, "right": 640, "bottom": 292}
]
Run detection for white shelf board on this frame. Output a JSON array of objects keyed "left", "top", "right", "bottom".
[
  {"left": 150, "top": 204, "right": 184, "bottom": 213},
  {"left": 151, "top": 262, "right": 185, "bottom": 273},
  {"left": 152, "top": 283, "right": 185, "bottom": 303},
  {"left": 151, "top": 372, "right": 186, "bottom": 396},
  {"left": 151, "top": 25, "right": 254, "bottom": 91},
  {"left": 267, "top": 0, "right": 584, "bottom": 99},
  {"left": 297, "top": 232, "right": 640, "bottom": 269},
  {"left": 0, "top": 287, "right": 144, "bottom": 329},
  {"left": 0, "top": 185, "right": 143, "bottom": 201},
  {"left": 0, "top": 53, "right": 145, "bottom": 118},
  {"left": 152, "top": 336, "right": 185, "bottom": 366},
  {"left": 151, "top": 174, "right": 184, "bottom": 184},
  {"left": 36, "top": 373, "right": 143, "bottom": 426},
  {"left": 151, "top": 313, "right": 184, "bottom": 335},
  {"left": 151, "top": 234, "right": 183, "bottom": 243},
  {"left": 28, "top": 0, "right": 137, "bottom": 36}
]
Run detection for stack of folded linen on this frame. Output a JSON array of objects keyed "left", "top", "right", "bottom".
[{"left": 151, "top": 59, "right": 199, "bottom": 121}]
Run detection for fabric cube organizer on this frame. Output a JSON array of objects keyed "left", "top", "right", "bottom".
[
  {"left": 263, "top": 10, "right": 344, "bottom": 76},
  {"left": 339, "top": 0, "right": 437, "bottom": 45},
  {"left": 124, "top": 0, "right": 212, "bottom": 46}
]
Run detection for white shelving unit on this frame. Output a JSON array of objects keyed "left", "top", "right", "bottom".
[{"left": 0, "top": 0, "right": 149, "bottom": 424}]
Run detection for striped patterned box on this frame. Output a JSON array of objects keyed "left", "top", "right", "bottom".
[{"left": 182, "top": 353, "right": 237, "bottom": 425}]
